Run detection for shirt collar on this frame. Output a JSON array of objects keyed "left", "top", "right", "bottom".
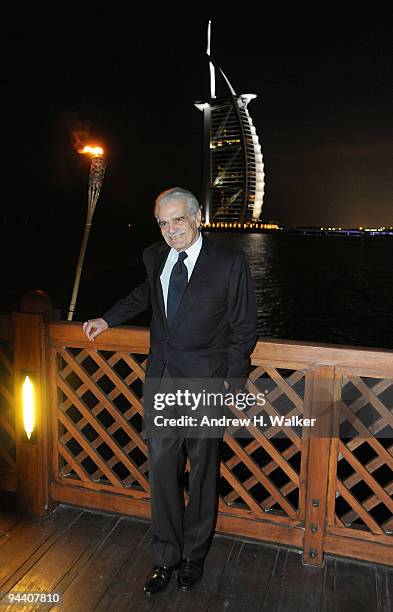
[{"left": 168, "top": 232, "right": 203, "bottom": 263}]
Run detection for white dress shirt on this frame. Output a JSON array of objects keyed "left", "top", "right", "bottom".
[{"left": 160, "top": 233, "right": 203, "bottom": 315}]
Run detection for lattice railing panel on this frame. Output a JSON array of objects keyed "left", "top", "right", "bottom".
[
  {"left": 0, "top": 334, "right": 16, "bottom": 484},
  {"left": 334, "top": 374, "right": 393, "bottom": 534},
  {"left": 55, "top": 346, "right": 150, "bottom": 493},
  {"left": 218, "top": 364, "right": 307, "bottom": 520},
  {"left": 53, "top": 341, "right": 310, "bottom": 522}
]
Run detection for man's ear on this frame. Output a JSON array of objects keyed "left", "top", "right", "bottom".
[{"left": 196, "top": 209, "right": 202, "bottom": 227}]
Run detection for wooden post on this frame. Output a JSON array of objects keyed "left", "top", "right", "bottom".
[
  {"left": 12, "top": 313, "right": 53, "bottom": 515},
  {"left": 302, "top": 365, "right": 335, "bottom": 566}
]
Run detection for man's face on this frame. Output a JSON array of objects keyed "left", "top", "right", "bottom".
[{"left": 156, "top": 199, "right": 201, "bottom": 251}]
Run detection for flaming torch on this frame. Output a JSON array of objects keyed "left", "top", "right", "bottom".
[{"left": 67, "top": 145, "right": 106, "bottom": 321}]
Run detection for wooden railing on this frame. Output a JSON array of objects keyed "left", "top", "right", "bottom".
[{"left": 2, "top": 314, "right": 393, "bottom": 567}]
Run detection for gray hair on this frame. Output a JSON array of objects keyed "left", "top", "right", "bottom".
[{"left": 155, "top": 187, "right": 200, "bottom": 216}]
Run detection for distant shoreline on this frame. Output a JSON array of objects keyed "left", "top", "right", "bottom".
[{"left": 204, "top": 227, "right": 393, "bottom": 237}]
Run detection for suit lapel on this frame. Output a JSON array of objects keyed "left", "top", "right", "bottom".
[{"left": 153, "top": 243, "right": 170, "bottom": 329}]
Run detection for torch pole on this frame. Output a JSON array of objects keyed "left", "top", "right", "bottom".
[
  {"left": 67, "top": 154, "right": 106, "bottom": 321},
  {"left": 67, "top": 219, "right": 93, "bottom": 321}
]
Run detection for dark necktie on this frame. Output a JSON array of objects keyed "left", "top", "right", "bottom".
[{"left": 167, "top": 251, "right": 188, "bottom": 327}]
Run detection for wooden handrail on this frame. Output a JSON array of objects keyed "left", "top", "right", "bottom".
[{"left": 48, "top": 321, "right": 393, "bottom": 371}]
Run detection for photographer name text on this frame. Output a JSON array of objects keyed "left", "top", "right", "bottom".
[{"left": 153, "top": 415, "right": 317, "bottom": 427}]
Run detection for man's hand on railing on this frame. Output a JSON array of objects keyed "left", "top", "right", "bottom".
[{"left": 82, "top": 318, "right": 108, "bottom": 341}]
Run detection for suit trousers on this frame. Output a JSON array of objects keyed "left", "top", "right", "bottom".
[
  {"left": 147, "top": 432, "right": 222, "bottom": 566},
  {"left": 145, "top": 364, "right": 224, "bottom": 565}
]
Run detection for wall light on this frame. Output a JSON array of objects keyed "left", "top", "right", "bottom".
[{"left": 22, "top": 374, "right": 36, "bottom": 442}]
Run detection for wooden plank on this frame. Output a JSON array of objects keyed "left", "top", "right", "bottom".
[
  {"left": 324, "top": 531, "right": 393, "bottom": 566},
  {"left": 249, "top": 365, "right": 306, "bottom": 385},
  {"left": 204, "top": 539, "right": 280, "bottom": 611},
  {"left": 0, "top": 507, "right": 81, "bottom": 587},
  {"left": 49, "top": 322, "right": 150, "bottom": 353},
  {"left": 0, "top": 512, "right": 116, "bottom": 610},
  {"left": 385, "top": 567, "right": 393, "bottom": 612},
  {"left": 325, "top": 374, "right": 342, "bottom": 528},
  {"left": 276, "top": 548, "right": 325, "bottom": 611},
  {"left": 12, "top": 313, "right": 55, "bottom": 516},
  {"left": 252, "top": 547, "right": 288, "bottom": 610},
  {"left": 216, "top": 513, "right": 304, "bottom": 549},
  {"left": 52, "top": 480, "right": 304, "bottom": 548},
  {"left": 337, "top": 366, "right": 393, "bottom": 379},
  {"left": 375, "top": 565, "right": 390, "bottom": 612},
  {"left": 320, "top": 557, "right": 336, "bottom": 612},
  {"left": 218, "top": 498, "right": 303, "bottom": 527},
  {"left": 50, "top": 482, "right": 151, "bottom": 518},
  {"left": 326, "top": 524, "right": 393, "bottom": 547},
  {"left": 329, "top": 555, "right": 378, "bottom": 611},
  {"left": 49, "top": 347, "right": 61, "bottom": 482},
  {"left": 303, "top": 366, "right": 334, "bottom": 565},
  {"left": 50, "top": 518, "right": 150, "bottom": 612},
  {"left": 53, "top": 476, "right": 149, "bottom": 499},
  {"left": 93, "top": 522, "right": 155, "bottom": 612},
  {"left": 251, "top": 338, "right": 393, "bottom": 371}
]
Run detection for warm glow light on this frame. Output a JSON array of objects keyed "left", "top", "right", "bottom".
[
  {"left": 22, "top": 376, "right": 35, "bottom": 440},
  {"left": 81, "top": 145, "right": 104, "bottom": 157}
]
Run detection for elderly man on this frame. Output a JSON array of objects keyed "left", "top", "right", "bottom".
[{"left": 83, "top": 187, "right": 257, "bottom": 595}]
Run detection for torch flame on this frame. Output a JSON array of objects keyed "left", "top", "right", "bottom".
[{"left": 81, "top": 145, "right": 104, "bottom": 157}]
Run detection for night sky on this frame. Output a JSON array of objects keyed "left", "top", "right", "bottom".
[{"left": 17, "top": 8, "right": 393, "bottom": 228}]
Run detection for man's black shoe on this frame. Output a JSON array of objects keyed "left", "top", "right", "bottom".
[
  {"left": 177, "top": 558, "right": 204, "bottom": 591},
  {"left": 143, "top": 564, "right": 178, "bottom": 596}
]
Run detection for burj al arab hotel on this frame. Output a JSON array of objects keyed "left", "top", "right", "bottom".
[{"left": 195, "top": 21, "right": 265, "bottom": 226}]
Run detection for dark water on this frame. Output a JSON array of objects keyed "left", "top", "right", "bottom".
[
  {"left": 2, "top": 225, "right": 392, "bottom": 349},
  {"left": 210, "top": 232, "right": 393, "bottom": 349}
]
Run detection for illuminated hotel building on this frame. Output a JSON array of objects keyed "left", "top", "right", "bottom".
[{"left": 195, "top": 22, "right": 265, "bottom": 225}]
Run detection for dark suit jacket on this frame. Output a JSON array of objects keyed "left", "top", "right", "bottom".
[{"left": 102, "top": 235, "right": 257, "bottom": 382}]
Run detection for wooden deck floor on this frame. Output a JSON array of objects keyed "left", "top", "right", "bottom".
[{"left": 1, "top": 495, "right": 392, "bottom": 611}]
